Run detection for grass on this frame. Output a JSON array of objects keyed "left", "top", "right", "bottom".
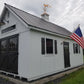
[
  {"left": 46, "top": 67, "right": 84, "bottom": 84},
  {"left": 60, "top": 55, "right": 84, "bottom": 84},
  {"left": 59, "top": 68, "right": 84, "bottom": 84}
]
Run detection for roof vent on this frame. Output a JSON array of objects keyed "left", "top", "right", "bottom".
[
  {"left": 0, "top": 19, "right": 5, "bottom": 26},
  {"left": 41, "top": 4, "right": 50, "bottom": 21}
]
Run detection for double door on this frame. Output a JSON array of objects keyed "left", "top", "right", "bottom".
[{"left": 0, "top": 34, "right": 18, "bottom": 74}]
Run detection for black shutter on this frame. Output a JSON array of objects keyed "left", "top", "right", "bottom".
[
  {"left": 78, "top": 45, "right": 80, "bottom": 53},
  {"left": 55, "top": 40, "right": 57, "bottom": 54},
  {"left": 73, "top": 43, "right": 75, "bottom": 54},
  {"left": 41, "top": 38, "right": 45, "bottom": 54}
]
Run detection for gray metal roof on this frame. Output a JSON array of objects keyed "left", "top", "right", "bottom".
[{"left": 5, "top": 4, "right": 71, "bottom": 36}]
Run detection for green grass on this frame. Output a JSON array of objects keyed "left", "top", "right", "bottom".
[
  {"left": 47, "top": 68, "right": 84, "bottom": 84},
  {"left": 60, "top": 68, "right": 84, "bottom": 84}
]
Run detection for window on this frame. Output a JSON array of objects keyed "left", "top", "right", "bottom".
[
  {"left": 73, "top": 43, "right": 80, "bottom": 54},
  {"left": 54, "top": 40, "right": 57, "bottom": 54},
  {"left": 1, "top": 25, "right": 16, "bottom": 34},
  {"left": 0, "top": 40, "right": 8, "bottom": 54},
  {"left": 78, "top": 44, "right": 80, "bottom": 53},
  {"left": 0, "top": 35, "right": 18, "bottom": 54},
  {"left": 41, "top": 38, "right": 45, "bottom": 54},
  {"left": 83, "top": 49, "right": 84, "bottom": 55},
  {"left": 76, "top": 44, "right": 78, "bottom": 53},
  {"left": 7, "top": 10, "right": 10, "bottom": 18},
  {"left": 46, "top": 38, "right": 53, "bottom": 54},
  {"left": 9, "top": 37, "right": 18, "bottom": 53},
  {"left": 41, "top": 38, "right": 57, "bottom": 55}
]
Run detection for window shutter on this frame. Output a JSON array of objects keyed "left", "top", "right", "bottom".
[
  {"left": 55, "top": 40, "right": 57, "bottom": 54},
  {"left": 41, "top": 38, "right": 45, "bottom": 54},
  {"left": 73, "top": 43, "right": 75, "bottom": 54}
]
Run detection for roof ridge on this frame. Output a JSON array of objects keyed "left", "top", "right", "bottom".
[
  {"left": 4, "top": 3, "right": 62, "bottom": 27},
  {"left": 5, "top": 3, "right": 42, "bottom": 20},
  {"left": 5, "top": 3, "right": 70, "bottom": 30}
]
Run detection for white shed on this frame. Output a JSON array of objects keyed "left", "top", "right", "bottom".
[{"left": 0, "top": 3, "right": 83, "bottom": 81}]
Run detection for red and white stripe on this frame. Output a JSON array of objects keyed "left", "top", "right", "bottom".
[{"left": 70, "top": 33, "right": 84, "bottom": 49}]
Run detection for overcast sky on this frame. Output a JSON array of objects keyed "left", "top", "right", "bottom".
[{"left": 0, "top": 0, "right": 84, "bottom": 34}]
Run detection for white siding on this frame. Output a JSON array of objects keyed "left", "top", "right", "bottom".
[
  {"left": 20, "top": 30, "right": 83, "bottom": 81},
  {"left": 0, "top": 11, "right": 29, "bottom": 39},
  {"left": 0, "top": 9, "right": 83, "bottom": 81}
]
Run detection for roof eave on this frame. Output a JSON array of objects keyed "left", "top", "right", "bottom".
[{"left": 29, "top": 25, "right": 71, "bottom": 39}]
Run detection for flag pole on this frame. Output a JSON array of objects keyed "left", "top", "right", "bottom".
[
  {"left": 72, "top": 24, "right": 80, "bottom": 33},
  {"left": 78, "top": 24, "right": 80, "bottom": 27}
]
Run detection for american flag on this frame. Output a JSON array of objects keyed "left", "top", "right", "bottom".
[{"left": 70, "top": 25, "right": 84, "bottom": 49}]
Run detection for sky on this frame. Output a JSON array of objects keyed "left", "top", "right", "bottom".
[{"left": 0, "top": 0, "right": 84, "bottom": 35}]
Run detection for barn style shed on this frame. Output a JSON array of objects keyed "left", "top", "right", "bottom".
[{"left": 0, "top": 3, "right": 83, "bottom": 81}]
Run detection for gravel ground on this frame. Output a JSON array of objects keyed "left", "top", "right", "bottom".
[{"left": 0, "top": 77, "right": 15, "bottom": 84}]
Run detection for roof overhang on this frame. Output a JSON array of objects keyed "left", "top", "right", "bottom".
[{"left": 29, "top": 25, "right": 71, "bottom": 39}]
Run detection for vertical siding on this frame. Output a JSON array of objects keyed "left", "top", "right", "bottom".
[
  {"left": 24, "top": 30, "right": 83, "bottom": 81},
  {"left": 69, "top": 41, "right": 83, "bottom": 66},
  {"left": 18, "top": 31, "right": 31, "bottom": 78}
]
